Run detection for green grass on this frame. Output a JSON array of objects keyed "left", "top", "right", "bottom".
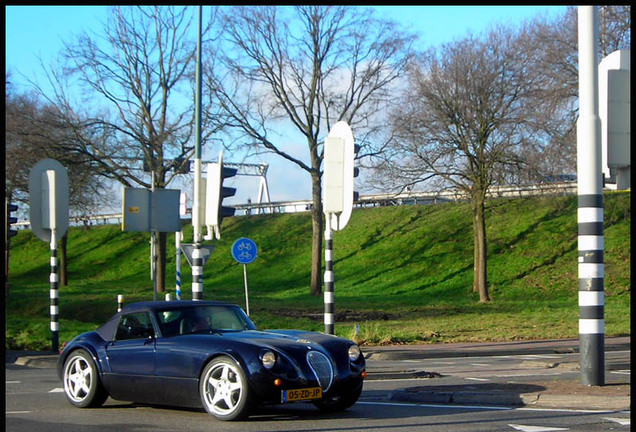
[{"left": 5, "top": 191, "right": 631, "bottom": 350}]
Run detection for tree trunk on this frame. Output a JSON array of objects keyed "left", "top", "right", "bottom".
[
  {"left": 472, "top": 198, "right": 490, "bottom": 302},
  {"left": 310, "top": 171, "right": 324, "bottom": 296},
  {"left": 473, "top": 212, "right": 479, "bottom": 294}
]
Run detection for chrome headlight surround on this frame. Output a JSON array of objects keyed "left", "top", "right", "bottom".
[
  {"left": 260, "top": 350, "right": 277, "bottom": 369},
  {"left": 348, "top": 344, "right": 362, "bottom": 362}
]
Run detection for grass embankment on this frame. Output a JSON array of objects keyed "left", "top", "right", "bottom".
[{"left": 5, "top": 191, "right": 630, "bottom": 350}]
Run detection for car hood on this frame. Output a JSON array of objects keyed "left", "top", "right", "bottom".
[{"left": 206, "top": 328, "right": 350, "bottom": 355}]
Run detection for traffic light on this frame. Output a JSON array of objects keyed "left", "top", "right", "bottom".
[
  {"left": 323, "top": 121, "right": 358, "bottom": 230},
  {"left": 205, "top": 152, "right": 237, "bottom": 239},
  {"left": 5, "top": 200, "right": 18, "bottom": 242},
  {"left": 323, "top": 136, "right": 346, "bottom": 214},
  {"left": 349, "top": 143, "right": 361, "bottom": 207}
]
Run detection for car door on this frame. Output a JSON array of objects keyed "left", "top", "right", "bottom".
[{"left": 103, "top": 311, "right": 157, "bottom": 402}]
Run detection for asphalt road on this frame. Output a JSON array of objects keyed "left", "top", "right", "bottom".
[{"left": 5, "top": 339, "right": 631, "bottom": 432}]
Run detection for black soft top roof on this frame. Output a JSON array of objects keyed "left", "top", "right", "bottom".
[
  {"left": 120, "top": 300, "right": 236, "bottom": 314},
  {"left": 95, "top": 300, "right": 239, "bottom": 340}
]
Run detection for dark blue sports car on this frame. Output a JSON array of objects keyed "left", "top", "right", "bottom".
[{"left": 57, "top": 301, "right": 366, "bottom": 421}]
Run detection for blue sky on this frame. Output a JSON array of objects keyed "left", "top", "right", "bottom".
[{"left": 5, "top": 5, "right": 568, "bottom": 207}]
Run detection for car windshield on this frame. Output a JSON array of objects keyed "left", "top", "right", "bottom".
[{"left": 155, "top": 305, "right": 256, "bottom": 337}]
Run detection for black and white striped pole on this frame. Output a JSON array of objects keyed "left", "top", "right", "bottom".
[
  {"left": 191, "top": 245, "right": 204, "bottom": 301},
  {"left": 322, "top": 121, "right": 357, "bottom": 335},
  {"left": 49, "top": 227, "right": 59, "bottom": 352},
  {"left": 577, "top": 5, "right": 604, "bottom": 387},
  {"left": 324, "top": 217, "right": 335, "bottom": 334},
  {"left": 29, "top": 159, "right": 69, "bottom": 354}
]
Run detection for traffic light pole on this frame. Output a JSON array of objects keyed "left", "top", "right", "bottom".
[
  {"left": 5, "top": 200, "right": 18, "bottom": 296},
  {"left": 322, "top": 122, "right": 357, "bottom": 335},
  {"left": 577, "top": 6, "right": 604, "bottom": 387},
  {"left": 49, "top": 228, "right": 60, "bottom": 352},
  {"left": 192, "top": 6, "right": 204, "bottom": 301},
  {"left": 324, "top": 216, "right": 335, "bottom": 335}
]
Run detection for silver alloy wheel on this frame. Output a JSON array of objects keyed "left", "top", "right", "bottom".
[
  {"left": 63, "top": 351, "right": 95, "bottom": 405},
  {"left": 200, "top": 358, "right": 247, "bottom": 419}
]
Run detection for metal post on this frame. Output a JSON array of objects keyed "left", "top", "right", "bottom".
[
  {"left": 49, "top": 229, "right": 59, "bottom": 352},
  {"left": 117, "top": 294, "right": 124, "bottom": 312},
  {"left": 192, "top": 246, "right": 203, "bottom": 301},
  {"left": 257, "top": 166, "right": 271, "bottom": 215},
  {"left": 324, "top": 217, "right": 335, "bottom": 334},
  {"left": 151, "top": 231, "right": 158, "bottom": 301},
  {"left": 175, "top": 231, "right": 182, "bottom": 300},
  {"left": 577, "top": 5, "right": 604, "bottom": 386},
  {"left": 192, "top": 6, "right": 204, "bottom": 301},
  {"left": 243, "top": 264, "right": 250, "bottom": 316},
  {"left": 151, "top": 170, "right": 157, "bottom": 301}
]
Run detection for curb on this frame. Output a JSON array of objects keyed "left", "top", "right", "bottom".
[
  {"left": 389, "top": 388, "right": 631, "bottom": 411},
  {"left": 364, "top": 340, "right": 631, "bottom": 362},
  {"left": 14, "top": 355, "right": 59, "bottom": 369}
]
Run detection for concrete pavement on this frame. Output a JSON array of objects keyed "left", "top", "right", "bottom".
[
  {"left": 6, "top": 336, "right": 630, "bottom": 411},
  {"left": 364, "top": 336, "right": 630, "bottom": 411}
]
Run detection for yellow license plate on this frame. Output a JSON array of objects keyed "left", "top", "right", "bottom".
[{"left": 282, "top": 387, "right": 322, "bottom": 403}]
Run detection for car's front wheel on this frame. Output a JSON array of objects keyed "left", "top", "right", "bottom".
[
  {"left": 62, "top": 349, "right": 108, "bottom": 408},
  {"left": 313, "top": 381, "right": 363, "bottom": 412},
  {"left": 199, "top": 356, "right": 252, "bottom": 421}
]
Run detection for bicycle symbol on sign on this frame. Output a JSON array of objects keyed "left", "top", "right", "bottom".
[
  {"left": 238, "top": 241, "right": 252, "bottom": 251},
  {"left": 239, "top": 250, "right": 253, "bottom": 261}
]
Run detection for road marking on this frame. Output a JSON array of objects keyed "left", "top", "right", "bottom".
[
  {"left": 6, "top": 381, "right": 21, "bottom": 384},
  {"left": 6, "top": 411, "right": 33, "bottom": 414},
  {"left": 494, "top": 372, "right": 563, "bottom": 378},
  {"left": 366, "top": 377, "right": 432, "bottom": 383},
  {"left": 471, "top": 363, "right": 489, "bottom": 366},
  {"left": 523, "top": 355, "right": 561, "bottom": 359},
  {"left": 603, "top": 417, "right": 630, "bottom": 426},
  {"left": 465, "top": 377, "right": 489, "bottom": 381},
  {"left": 49, "top": 388, "right": 64, "bottom": 393},
  {"left": 610, "top": 370, "right": 630, "bottom": 375},
  {"left": 358, "top": 401, "right": 511, "bottom": 411},
  {"left": 509, "top": 424, "right": 569, "bottom": 431}
]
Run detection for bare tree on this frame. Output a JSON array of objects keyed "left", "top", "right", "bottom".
[
  {"left": 38, "top": 6, "right": 218, "bottom": 292},
  {"left": 516, "top": 6, "right": 631, "bottom": 182},
  {"left": 379, "top": 25, "right": 542, "bottom": 302},
  {"left": 599, "top": 5, "right": 631, "bottom": 56},
  {"left": 204, "top": 6, "right": 415, "bottom": 295},
  {"left": 5, "top": 73, "right": 108, "bottom": 286}
]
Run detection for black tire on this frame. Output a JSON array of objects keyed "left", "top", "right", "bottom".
[
  {"left": 313, "top": 381, "right": 363, "bottom": 412},
  {"left": 62, "top": 349, "right": 108, "bottom": 408},
  {"left": 199, "top": 356, "right": 252, "bottom": 421}
]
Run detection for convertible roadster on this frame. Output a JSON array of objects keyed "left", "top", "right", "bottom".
[{"left": 57, "top": 301, "right": 366, "bottom": 421}]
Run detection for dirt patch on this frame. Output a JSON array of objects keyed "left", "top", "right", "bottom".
[
  {"left": 275, "top": 309, "right": 396, "bottom": 322},
  {"left": 532, "top": 380, "right": 631, "bottom": 397}
]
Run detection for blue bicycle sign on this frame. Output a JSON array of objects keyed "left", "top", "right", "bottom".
[{"left": 231, "top": 238, "right": 258, "bottom": 264}]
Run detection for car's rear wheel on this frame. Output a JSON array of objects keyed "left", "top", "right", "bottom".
[
  {"left": 199, "top": 356, "right": 252, "bottom": 421},
  {"left": 62, "top": 349, "right": 108, "bottom": 408}
]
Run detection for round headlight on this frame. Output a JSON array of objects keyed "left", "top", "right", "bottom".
[
  {"left": 348, "top": 344, "right": 361, "bottom": 361},
  {"left": 261, "top": 350, "right": 276, "bottom": 369}
]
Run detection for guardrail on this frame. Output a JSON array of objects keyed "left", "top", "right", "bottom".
[{"left": 12, "top": 181, "right": 578, "bottom": 229}]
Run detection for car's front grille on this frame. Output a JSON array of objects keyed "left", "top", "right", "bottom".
[{"left": 306, "top": 351, "right": 333, "bottom": 391}]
